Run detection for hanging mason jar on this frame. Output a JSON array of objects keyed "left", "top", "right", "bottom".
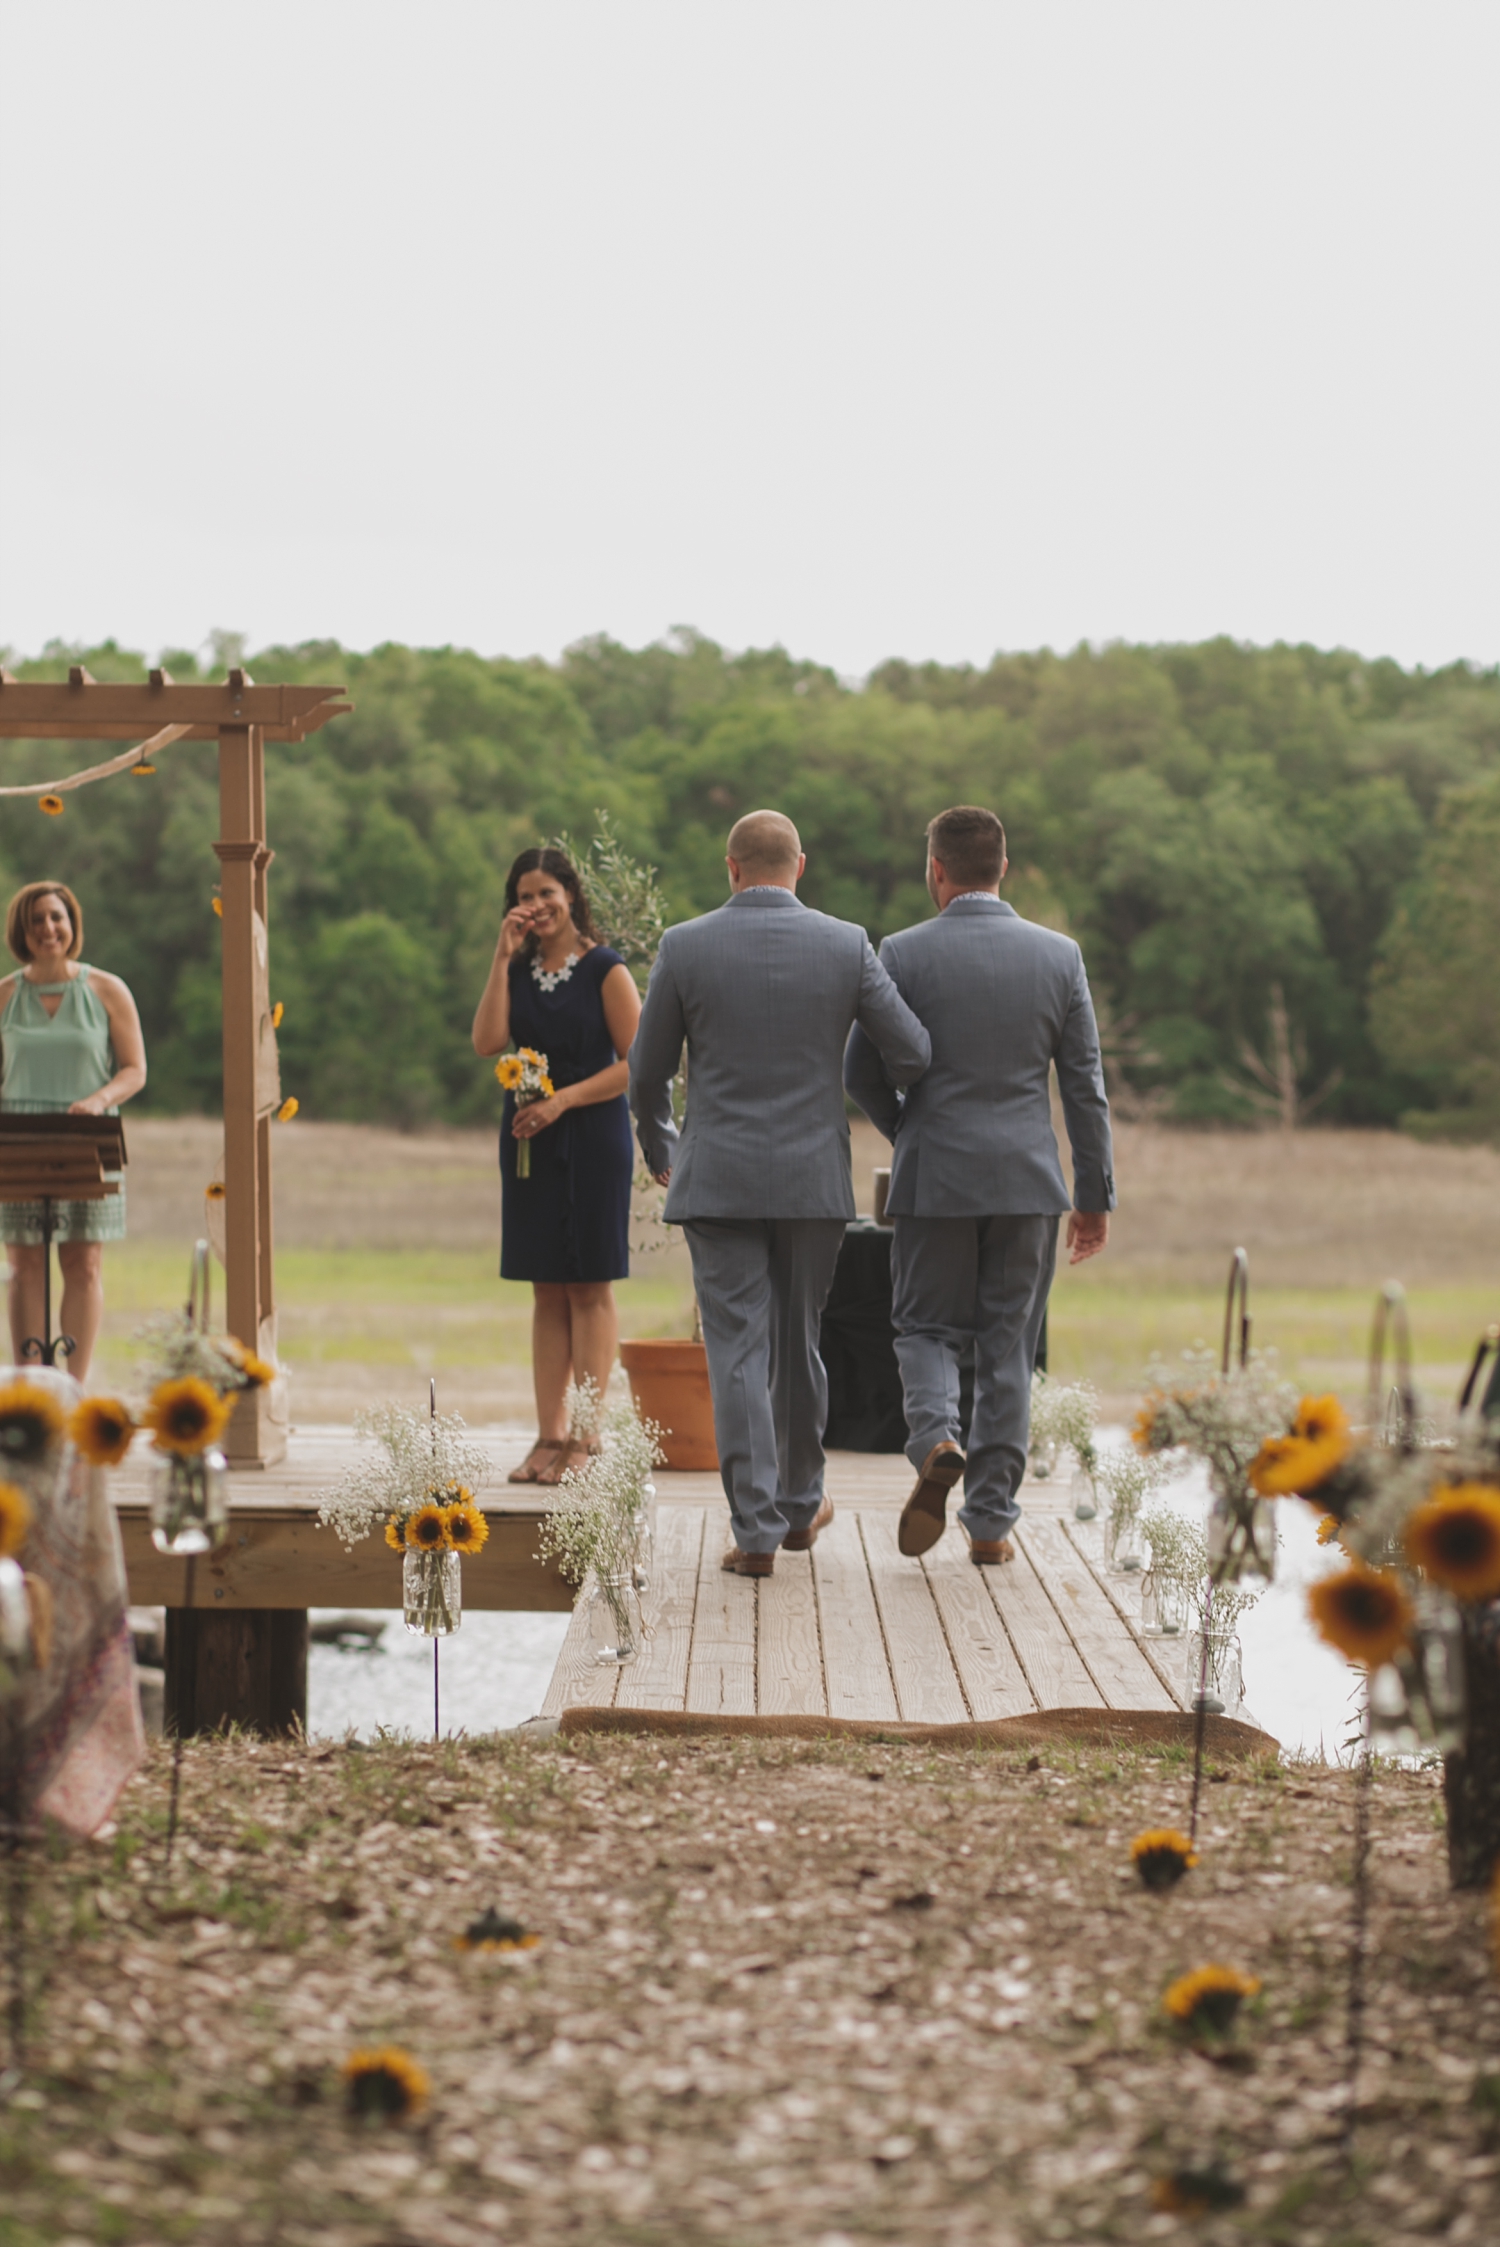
[
  {"left": 1071, "top": 1462, "right": 1099, "bottom": 1521},
  {"left": 1138, "top": 1570, "right": 1159, "bottom": 1635},
  {"left": 587, "top": 1572, "right": 643, "bottom": 1666},
  {"left": 1186, "top": 1626, "right": 1243, "bottom": 1716},
  {"left": 149, "top": 1447, "right": 228, "bottom": 1555},
  {"left": 1104, "top": 1507, "right": 1143, "bottom": 1572},
  {"left": 1369, "top": 1590, "right": 1464, "bottom": 1753},
  {"left": 1206, "top": 1491, "right": 1277, "bottom": 1585},
  {"left": 1154, "top": 1576, "right": 1189, "bottom": 1637},
  {"left": 403, "top": 1548, "right": 462, "bottom": 1636}
]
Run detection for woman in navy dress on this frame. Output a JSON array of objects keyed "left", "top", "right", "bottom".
[{"left": 472, "top": 847, "right": 642, "bottom": 1483}]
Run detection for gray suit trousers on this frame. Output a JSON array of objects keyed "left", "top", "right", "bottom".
[
  {"left": 891, "top": 1214, "right": 1059, "bottom": 1541},
  {"left": 683, "top": 1217, "right": 847, "bottom": 1554}
]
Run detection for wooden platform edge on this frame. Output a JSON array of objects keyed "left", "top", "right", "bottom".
[{"left": 553, "top": 1705, "right": 1278, "bottom": 1755}]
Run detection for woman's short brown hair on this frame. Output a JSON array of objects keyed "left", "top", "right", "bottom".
[{"left": 6, "top": 880, "right": 84, "bottom": 965}]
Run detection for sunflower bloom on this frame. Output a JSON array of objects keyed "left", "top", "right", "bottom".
[
  {"left": 495, "top": 1055, "right": 524, "bottom": 1090},
  {"left": 38, "top": 795, "right": 64, "bottom": 816},
  {"left": 342, "top": 2046, "right": 429, "bottom": 2121},
  {"left": 68, "top": 1396, "right": 136, "bottom": 1467},
  {"left": 384, "top": 1519, "right": 406, "bottom": 1553},
  {"left": 1316, "top": 1514, "right": 1341, "bottom": 1547},
  {"left": 205, "top": 1180, "right": 226, "bottom": 1201},
  {"left": 212, "top": 896, "right": 223, "bottom": 916},
  {"left": 1130, "top": 1829, "right": 1197, "bottom": 1892},
  {"left": 1161, "top": 1964, "right": 1261, "bottom": 2037},
  {"left": 1130, "top": 1394, "right": 1167, "bottom": 1453},
  {"left": 1250, "top": 1394, "right": 1350, "bottom": 1497},
  {"left": 518, "top": 1047, "right": 542, "bottom": 1065},
  {"left": 1404, "top": 1484, "right": 1500, "bottom": 1603},
  {"left": 1308, "top": 1562, "right": 1413, "bottom": 1668},
  {"left": 444, "top": 1500, "right": 489, "bottom": 1555},
  {"left": 131, "top": 761, "right": 156, "bottom": 777},
  {"left": 271, "top": 1001, "right": 284, "bottom": 1028},
  {"left": 405, "top": 1504, "right": 451, "bottom": 1552},
  {"left": 0, "top": 1481, "right": 33, "bottom": 1560},
  {"left": 454, "top": 1906, "right": 543, "bottom": 1954},
  {"left": 276, "top": 1097, "right": 299, "bottom": 1122},
  {"left": 144, "top": 1377, "right": 232, "bottom": 1456},
  {"left": 0, "top": 1380, "right": 67, "bottom": 1468}
]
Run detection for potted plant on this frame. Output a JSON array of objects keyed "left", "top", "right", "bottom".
[{"left": 554, "top": 816, "right": 717, "bottom": 1470}]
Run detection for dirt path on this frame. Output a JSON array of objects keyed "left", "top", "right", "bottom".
[{"left": 6, "top": 1732, "right": 1498, "bottom": 2243}]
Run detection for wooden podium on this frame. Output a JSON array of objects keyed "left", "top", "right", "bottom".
[{"left": 0, "top": 1114, "right": 127, "bottom": 1366}]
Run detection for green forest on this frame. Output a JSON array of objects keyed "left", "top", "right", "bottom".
[{"left": 1, "top": 630, "right": 1497, "bottom": 1139}]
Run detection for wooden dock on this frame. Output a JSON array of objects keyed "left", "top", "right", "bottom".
[
  {"left": 111, "top": 1429, "right": 1185, "bottom": 1730},
  {"left": 543, "top": 1453, "right": 1184, "bottom": 1726}
]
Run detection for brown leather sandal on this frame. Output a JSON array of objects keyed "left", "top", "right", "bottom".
[
  {"left": 535, "top": 1438, "right": 601, "bottom": 1487},
  {"left": 507, "top": 1439, "right": 563, "bottom": 1485}
]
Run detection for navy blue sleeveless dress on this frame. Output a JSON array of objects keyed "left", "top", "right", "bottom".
[{"left": 499, "top": 944, "right": 633, "bottom": 1282}]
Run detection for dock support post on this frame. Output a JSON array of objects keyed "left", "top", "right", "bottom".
[{"left": 164, "top": 1609, "right": 309, "bottom": 1738}]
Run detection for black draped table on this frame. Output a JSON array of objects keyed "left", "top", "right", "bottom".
[{"left": 818, "top": 1218, "right": 1049, "bottom": 1454}]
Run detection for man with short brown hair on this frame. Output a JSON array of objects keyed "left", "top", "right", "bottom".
[{"left": 844, "top": 804, "right": 1114, "bottom": 1565}]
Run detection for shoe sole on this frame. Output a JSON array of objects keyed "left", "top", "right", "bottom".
[{"left": 897, "top": 1455, "right": 966, "bottom": 1558}]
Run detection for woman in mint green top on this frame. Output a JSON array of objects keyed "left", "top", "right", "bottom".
[{"left": 0, "top": 881, "right": 147, "bottom": 1379}]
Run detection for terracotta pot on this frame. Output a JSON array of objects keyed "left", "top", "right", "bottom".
[{"left": 619, "top": 1338, "right": 718, "bottom": 1471}]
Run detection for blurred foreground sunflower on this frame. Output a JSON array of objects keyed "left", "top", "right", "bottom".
[
  {"left": 0, "top": 1379, "right": 66, "bottom": 1467},
  {"left": 0, "top": 1481, "right": 33, "bottom": 1559},
  {"left": 1250, "top": 1393, "right": 1350, "bottom": 1498},
  {"left": 144, "top": 1377, "right": 232, "bottom": 1456},
  {"left": 1130, "top": 1829, "right": 1197, "bottom": 1891},
  {"left": 342, "top": 2046, "right": 429, "bottom": 2122},
  {"left": 454, "top": 1907, "right": 543, "bottom": 1954},
  {"left": 1404, "top": 1484, "right": 1500, "bottom": 1603},
  {"left": 69, "top": 1396, "right": 136, "bottom": 1466},
  {"left": 1161, "top": 1964, "right": 1260, "bottom": 2038},
  {"left": 1307, "top": 1562, "right": 1412, "bottom": 1667}
]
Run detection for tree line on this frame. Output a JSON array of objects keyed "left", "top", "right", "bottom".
[{"left": 1, "top": 629, "right": 1495, "bottom": 1139}]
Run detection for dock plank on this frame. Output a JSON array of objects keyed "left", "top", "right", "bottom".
[
  {"left": 540, "top": 1580, "right": 621, "bottom": 1717},
  {"left": 685, "top": 1532, "right": 757, "bottom": 1715},
  {"left": 811, "top": 1510, "right": 899, "bottom": 1722},
  {"left": 920, "top": 1538, "right": 1036, "bottom": 1719},
  {"left": 1058, "top": 1519, "right": 1187, "bottom": 1711},
  {"left": 616, "top": 1506, "right": 706, "bottom": 1712},
  {"left": 975, "top": 1537, "right": 1104, "bottom": 1709},
  {"left": 757, "top": 1549, "right": 827, "bottom": 1717},
  {"left": 860, "top": 1512, "right": 970, "bottom": 1724},
  {"left": 1017, "top": 1518, "right": 1176, "bottom": 1713}
]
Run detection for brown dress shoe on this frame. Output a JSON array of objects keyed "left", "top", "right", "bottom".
[
  {"left": 782, "top": 1494, "right": 834, "bottom": 1551},
  {"left": 721, "top": 1546, "right": 775, "bottom": 1577},
  {"left": 969, "top": 1535, "right": 1017, "bottom": 1567},
  {"left": 897, "top": 1441, "right": 966, "bottom": 1557}
]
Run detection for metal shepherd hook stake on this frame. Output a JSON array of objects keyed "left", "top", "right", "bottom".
[
  {"left": 431, "top": 1376, "right": 440, "bottom": 1744},
  {"left": 1189, "top": 1247, "right": 1252, "bottom": 1849}
]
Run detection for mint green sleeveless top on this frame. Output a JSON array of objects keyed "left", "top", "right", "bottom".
[{"left": 0, "top": 964, "right": 118, "bottom": 1113}]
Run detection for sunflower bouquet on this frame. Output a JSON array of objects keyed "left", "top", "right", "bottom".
[
  {"left": 67, "top": 1313, "right": 274, "bottom": 1555},
  {"left": 1132, "top": 1349, "right": 1297, "bottom": 1583},
  {"left": 494, "top": 1046, "right": 553, "bottom": 1178},
  {"left": 316, "top": 1404, "right": 492, "bottom": 1638}
]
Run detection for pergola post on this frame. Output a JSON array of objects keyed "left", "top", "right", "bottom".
[{"left": 214, "top": 717, "right": 284, "bottom": 1467}]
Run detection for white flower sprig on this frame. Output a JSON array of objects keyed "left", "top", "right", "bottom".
[
  {"left": 539, "top": 1390, "right": 664, "bottom": 1589},
  {"left": 1029, "top": 1373, "right": 1101, "bottom": 1476},
  {"left": 1134, "top": 1349, "right": 1298, "bottom": 1508},
  {"left": 316, "top": 1404, "right": 491, "bottom": 1550}
]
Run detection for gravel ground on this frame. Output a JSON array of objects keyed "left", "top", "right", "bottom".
[{"left": 4, "top": 1731, "right": 1499, "bottom": 2245}]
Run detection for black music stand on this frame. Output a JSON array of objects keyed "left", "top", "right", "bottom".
[{"left": 0, "top": 1115, "right": 128, "bottom": 1367}]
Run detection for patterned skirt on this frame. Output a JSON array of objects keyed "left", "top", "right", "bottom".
[{"left": 0, "top": 1184, "right": 127, "bottom": 1246}]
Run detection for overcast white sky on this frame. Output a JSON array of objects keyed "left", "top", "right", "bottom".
[{"left": 2, "top": 1, "right": 1495, "bottom": 676}]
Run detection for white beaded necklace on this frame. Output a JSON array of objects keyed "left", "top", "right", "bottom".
[{"left": 531, "top": 949, "right": 582, "bottom": 993}]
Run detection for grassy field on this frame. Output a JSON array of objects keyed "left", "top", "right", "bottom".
[{"left": 82, "top": 1114, "right": 1500, "bottom": 1424}]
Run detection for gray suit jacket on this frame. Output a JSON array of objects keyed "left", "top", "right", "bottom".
[
  {"left": 843, "top": 895, "right": 1115, "bottom": 1217},
  {"left": 630, "top": 889, "right": 931, "bottom": 1222}
]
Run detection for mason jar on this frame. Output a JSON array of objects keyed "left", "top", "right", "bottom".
[
  {"left": 403, "top": 1548, "right": 462, "bottom": 1636},
  {"left": 148, "top": 1447, "right": 228, "bottom": 1555}
]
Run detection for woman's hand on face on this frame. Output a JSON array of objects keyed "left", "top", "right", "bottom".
[
  {"left": 512, "top": 1092, "right": 568, "bottom": 1138},
  {"left": 497, "top": 903, "right": 540, "bottom": 960},
  {"left": 67, "top": 1094, "right": 108, "bottom": 1117}
]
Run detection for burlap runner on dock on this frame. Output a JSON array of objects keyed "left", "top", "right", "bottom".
[{"left": 556, "top": 1705, "right": 1277, "bottom": 1756}]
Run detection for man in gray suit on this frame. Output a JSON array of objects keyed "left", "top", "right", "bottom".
[
  {"left": 844, "top": 804, "right": 1114, "bottom": 1565},
  {"left": 630, "top": 810, "right": 930, "bottom": 1575}
]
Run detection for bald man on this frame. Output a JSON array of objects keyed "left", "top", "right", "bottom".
[{"left": 630, "top": 811, "right": 930, "bottom": 1573}]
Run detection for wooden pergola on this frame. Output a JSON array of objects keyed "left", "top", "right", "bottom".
[{"left": 0, "top": 668, "right": 350, "bottom": 1466}]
